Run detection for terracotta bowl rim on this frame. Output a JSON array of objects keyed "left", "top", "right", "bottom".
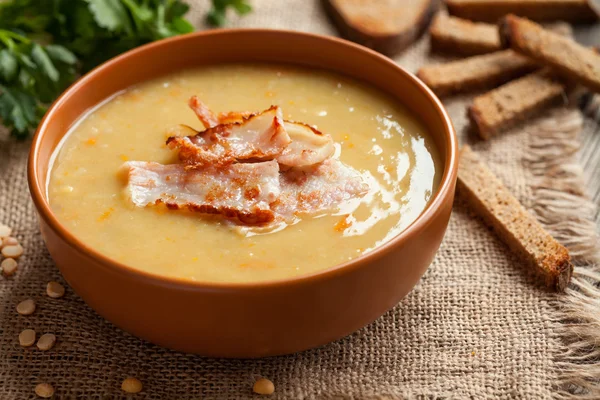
[{"left": 28, "top": 28, "right": 458, "bottom": 291}]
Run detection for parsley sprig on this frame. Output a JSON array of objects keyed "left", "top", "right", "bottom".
[
  {"left": 0, "top": 0, "right": 253, "bottom": 138},
  {"left": 0, "top": 29, "right": 76, "bottom": 137},
  {"left": 0, "top": 0, "right": 195, "bottom": 138},
  {"left": 207, "top": 0, "right": 252, "bottom": 27}
]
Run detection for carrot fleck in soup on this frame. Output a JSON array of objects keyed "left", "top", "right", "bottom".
[{"left": 48, "top": 64, "right": 442, "bottom": 283}]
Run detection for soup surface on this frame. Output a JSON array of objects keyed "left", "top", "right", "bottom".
[{"left": 48, "top": 64, "right": 442, "bottom": 283}]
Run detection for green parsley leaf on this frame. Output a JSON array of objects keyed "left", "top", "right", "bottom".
[
  {"left": 171, "top": 17, "right": 194, "bottom": 34},
  {"left": 44, "top": 44, "right": 77, "bottom": 65},
  {"left": 86, "top": 0, "right": 133, "bottom": 34},
  {"left": 0, "top": 84, "right": 39, "bottom": 137},
  {"left": 207, "top": 0, "right": 253, "bottom": 27},
  {"left": 232, "top": 0, "right": 252, "bottom": 15},
  {"left": 0, "top": 0, "right": 196, "bottom": 137},
  {"left": 31, "top": 44, "right": 60, "bottom": 82},
  {"left": 0, "top": 49, "right": 18, "bottom": 82}
]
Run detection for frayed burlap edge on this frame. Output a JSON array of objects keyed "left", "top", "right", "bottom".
[{"left": 524, "top": 108, "right": 600, "bottom": 399}]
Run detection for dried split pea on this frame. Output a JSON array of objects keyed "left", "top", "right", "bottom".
[
  {"left": 253, "top": 378, "right": 275, "bottom": 395},
  {"left": 3, "top": 237, "right": 18, "bottom": 246},
  {"left": 16, "top": 299, "right": 36, "bottom": 315},
  {"left": 46, "top": 282, "right": 65, "bottom": 299},
  {"left": 0, "top": 224, "right": 11, "bottom": 238},
  {"left": 1, "top": 258, "right": 18, "bottom": 276},
  {"left": 121, "top": 377, "right": 143, "bottom": 393},
  {"left": 37, "top": 334, "right": 56, "bottom": 351},
  {"left": 2, "top": 244, "right": 23, "bottom": 258},
  {"left": 19, "top": 329, "right": 36, "bottom": 347},
  {"left": 34, "top": 383, "right": 54, "bottom": 398}
]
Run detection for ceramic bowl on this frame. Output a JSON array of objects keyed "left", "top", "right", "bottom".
[{"left": 28, "top": 29, "right": 458, "bottom": 357}]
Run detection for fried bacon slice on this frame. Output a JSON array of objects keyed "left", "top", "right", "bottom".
[
  {"left": 217, "top": 110, "right": 254, "bottom": 125},
  {"left": 188, "top": 96, "right": 219, "bottom": 128},
  {"left": 130, "top": 97, "right": 369, "bottom": 228},
  {"left": 272, "top": 159, "right": 369, "bottom": 221},
  {"left": 122, "top": 160, "right": 280, "bottom": 224},
  {"left": 182, "top": 98, "right": 335, "bottom": 167},
  {"left": 166, "top": 106, "right": 291, "bottom": 167},
  {"left": 277, "top": 121, "right": 335, "bottom": 167}
]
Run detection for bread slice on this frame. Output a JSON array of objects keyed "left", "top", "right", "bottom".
[
  {"left": 500, "top": 15, "right": 600, "bottom": 93},
  {"left": 430, "top": 13, "right": 573, "bottom": 56},
  {"left": 417, "top": 50, "right": 538, "bottom": 96},
  {"left": 444, "top": 0, "right": 598, "bottom": 23},
  {"left": 430, "top": 13, "right": 501, "bottom": 55},
  {"left": 323, "top": 0, "right": 437, "bottom": 55},
  {"left": 468, "top": 70, "right": 567, "bottom": 138},
  {"left": 458, "top": 145, "right": 572, "bottom": 291}
]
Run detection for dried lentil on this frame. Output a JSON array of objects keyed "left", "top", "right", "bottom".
[
  {"left": 253, "top": 378, "right": 275, "bottom": 395},
  {"left": 46, "top": 282, "right": 65, "bottom": 298},
  {"left": 34, "top": 383, "right": 54, "bottom": 398},
  {"left": 3, "top": 237, "right": 18, "bottom": 246},
  {"left": 37, "top": 334, "right": 56, "bottom": 351},
  {"left": 19, "top": 329, "right": 36, "bottom": 347},
  {"left": 0, "top": 224, "right": 11, "bottom": 238},
  {"left": 16, "top": 299, "right": 36, "bottom": 315},
  {"left": 121, "top": 377, "right": 143, "bottom": 393},
  {"left": 2, "top": 244, "right": 23, "bottom": 258},
  {"left": 1, "top": 258, "right": 17, "bottom": 276}
]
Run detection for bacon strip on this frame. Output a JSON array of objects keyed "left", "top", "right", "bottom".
[
  {"left": 184, "top": 99, "right": 335, "bottom": 167},
  {"left": 122, "top": 160, "right": 280, "bottom": 224},
  {"left": 132, "top": 97, "right": 369, "bottom": 229},
  {"left": 277, "top": 121, "right": 335, "bottom": 167},
  {"left": 188, "top": 96, "right": 219, "bottom": 128},
  {"left": 217, "top": 110, "right": 253, "bottom": 125},
  {"left": 166, "top": 106, "right": 291, "bottom": 167},
  {"left": 272, "top": 159, "right": 369, "bottom": 221}
]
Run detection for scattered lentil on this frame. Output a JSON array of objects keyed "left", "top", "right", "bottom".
[
  {"left": 2, "top": 244, "right": 24, "bottom": 258},
  {"left": 19, "top": 329, "right": 36, "bottom": 347},
  {"left": 16, "top": 299, "right": 36, "bottom": 315},
  {"left": 1, "top": 258, "right": 17, "bottom": 276},
  {"left": 37, "top": 334, "right": 56, "bottom": 351},
  {"left": 3, "top": 237, "right": 18, "bottom": 246},
  {"left": 121, "top": 377, "right": 143, "bottom": 393},
  {"left": 0, "top": 224, "right": 11, "bottom": 238},
  {"left": 34, "top": 383, "right": 54, "bottom": 398},
  {"left": 253, "top": 378, "right": 275, "bottom": 395},
  {"left": 46, "top": 281, "right": 65, "bottom": 299}
]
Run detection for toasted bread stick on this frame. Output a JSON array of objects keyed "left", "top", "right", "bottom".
[
  {"left": 417, "top": 50, "right": 537, "bottom": 96},
  {"left": 468, "top": 70, "right": 567, "bottom": 139},
  {"left": 430, "top": 14, "right": 501, "bottom": 55},
  {"left": 430, "top": 13, "right": 572, "bottom": 56},
  {"left": 444, "top": 0, "right": 598, "bottom": 23},
  {"left": 323, "top": 0, "right": 437, "bottom": 55},
  {"left": 500, "top": 15, "right": 600, "bottom": 93},
  {"left": 458, "top": 146, "right": 572, "bottom": 291}
]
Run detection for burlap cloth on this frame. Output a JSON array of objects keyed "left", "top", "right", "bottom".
[{"left": 1, "top": 1, "right": 599, "bottom": 399}]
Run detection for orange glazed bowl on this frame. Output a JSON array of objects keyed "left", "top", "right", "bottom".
[{"left": 28, "top": 29, "right": 458, "bottom": 358}]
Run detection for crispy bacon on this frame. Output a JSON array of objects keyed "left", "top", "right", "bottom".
[
  {"left": 166, "top": 106, "right": 291, "bottom": 167},
  {"left": 126, "top": 97, "right": 370, "bottom": 229},
  {"left": 272, "top": 159, "right": 369, "bottom": 221},
  {"left": 183, "top": 98, "right": 335, "bottom": 167},
  {"left": 217, "top": 110, "right": 254, "bottom": 125},
  {"left": 277, "top": 121, "right": 334, "bottom": 167},
  {"left": 122, "top": 160, "right": 280, "bottom": 224},
  {"left": 188, "top": 96, "right": 219, "bottom": 128}
]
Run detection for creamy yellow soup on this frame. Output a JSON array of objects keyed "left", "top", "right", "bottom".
[{"left": 48, "top": 64, "right": 441, "bottom": 283}]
